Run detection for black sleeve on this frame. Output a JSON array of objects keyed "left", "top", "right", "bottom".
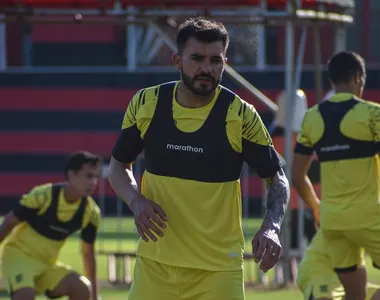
[
  {"left": 294, "top": 142, "right": 314, "bottom": 156},
  {"left": 375, "top": 141, "right": 380, "bottom": 153},
  {"left": 81, "top": 223, "right": 97, "bottom": 244},
  {"left": 112, "top": 125, "right": 144, "bottom": 164},
  {"left": 12, "top": 203, "right": 38, "bottom": 221},
  {"left": 242, "top": 138, "right": 282, "bottom": 178}
]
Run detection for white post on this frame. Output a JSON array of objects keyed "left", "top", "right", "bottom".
[
  {"left": 256, "top": 0, "right": 266, "bottom": 70},
  {"left": 126, "top": 6, "right": 137, "bottom": 71},
  {"left": 0, "top": 19, "right": 7, "bottom": 71},
  {"left": 282, "top": 0, "right": 296, "bottom": 286},
  {"left": 334, "top": 25, "right": 347, "bottom": 53}
]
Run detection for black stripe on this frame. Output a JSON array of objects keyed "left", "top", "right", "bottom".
[
  {"left": 1, "top": 70, "right": 379, "bottom": 90},
  {"left": 8, "top": 277, "right": 14, "bottom": 298},
  {"left": 294, "top": 142, "right": 314, "bottom": 156},
  {"left": 238, "top": 102, "right": 244, "bottom": 116},
  {"left": 0, "top": 71, "right": 331, "bottom": 89},
  {"left": 81, "top": 222, "right": 97, "bottom": 244},
  {"left": 0, "top": 196, "right": 130, "bottom": 216},
  {"left": 0, "top": 195, "right": 265, "bottom": 218},
  {"left": 0, "top": 154, "right": 111, "bottom": 172},
  {"left": 374, "top": 141, "right": 380, "bottom": 153},
  {"left": 0, "top": 111, "right": 123, "bottom": 131},
  {"left": 373, "top": 262, "right": 380, "bottom": 270},
  {"left": 33, "top": 43, "right": 125, "bottom": 67},
  {"left": 242, "top": 139, "right": 281, "bottom": 178},
  {"left": 308, "top": 160, "right": 320, "bottom": 184},
  {"left": 334, "top": 265, "right": 358, "bottom": 273},
  {"left": 244, "top": 114, "right": 259, "bottom": 141},
  {"left": 138, "top": 89, "right": 147, "bottom": 109}
]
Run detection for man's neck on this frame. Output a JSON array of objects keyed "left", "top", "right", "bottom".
[
  {"left": 63, "top": 185, "right": 81, "bottom": 203},
  {"left": 176, "top": 82, "right": 216, "bottom": 108},
  {"left": 334, "top": 85, "right": 356, "bottom": 96}
]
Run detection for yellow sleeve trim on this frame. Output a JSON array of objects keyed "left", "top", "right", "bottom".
[
  {"left": 121, "top": 86, "right": 158, "bottom": 131},
  {"left": 20, "top": 183, "right": 52, "bottom": 213}
]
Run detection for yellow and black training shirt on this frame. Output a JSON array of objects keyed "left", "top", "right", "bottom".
[
  {"left": 295, "top": 93, "right": 380, "bottom": 230},
  {"left": 3, "top": 183, "right": 101, "bottom": 265},
  {"left": 112, "top": 81, "right": 282, "bottom": 271}
]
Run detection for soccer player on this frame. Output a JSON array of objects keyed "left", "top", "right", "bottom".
[
  {"left": 297, "top": 230, "right": 380, "bottom": 300},
  {"left": 109, "top": 17, "right": 290, "bottom": 300},
  {"left": 0, "top": 151, "right": 102, "bottom": 300},
  {"left": 292, "top": 51, "right": 380, "bottom": 300}
]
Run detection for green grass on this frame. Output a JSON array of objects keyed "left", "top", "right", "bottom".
[{"left": 1, "top": 217, "right": 379, "bottom": 299}]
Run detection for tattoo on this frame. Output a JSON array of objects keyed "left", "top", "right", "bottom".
[{"left": 262, "top": 168, "right": 290, "bottom": 232}]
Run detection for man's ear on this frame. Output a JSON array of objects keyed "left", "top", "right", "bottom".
[
  {"left": 172, "top": 52, "right": 181, "bottom": 70},
  {"left": 355, "top": 71, "right": 362, "bottom": 84},
  {"left": 66, "top": 170, "right": 75, "bottom": 181}
]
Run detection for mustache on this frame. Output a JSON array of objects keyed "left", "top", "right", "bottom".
[{"left": 194, "top": 74, "right": 214, "bottom": 81}]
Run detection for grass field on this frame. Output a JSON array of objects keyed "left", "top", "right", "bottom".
[{"left": 1, "top": 217, "right": 379, "bottom": 299}]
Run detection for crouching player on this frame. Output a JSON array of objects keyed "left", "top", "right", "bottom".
[
  {"left": 297, "top": 230, "right": 380, "bottom": 300},
  {"left": 0, "top": 151, "right": 102, "bottom": 300}
]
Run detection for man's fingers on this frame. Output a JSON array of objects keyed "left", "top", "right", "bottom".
[
  {"left": 253, "top": 238, "right": 267, "bottom": 263},
  {"left": 153, "top": 204, "right": 168, "bottom": 222},
  {"left": 144, "top": 217, "right": 164, "bottom": 237},
  {"left": 149, "top": 211, "right": 167, "bottom": 230},
  {"left": 251, "top": 235, "right": 260, "bottom": 256},
  {"left": 260, "top": 245, "right": 281, "bottom": 272},
  {"left": 136, "top": 224, "right": 148, "bottom": 242},
  {"left": 139, "top": 222, "right": 158, "bottom": 242}
]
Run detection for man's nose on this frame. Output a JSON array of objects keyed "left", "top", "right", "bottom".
[{"left": 200, "top": 63, "right": 212, "bottom": 74}]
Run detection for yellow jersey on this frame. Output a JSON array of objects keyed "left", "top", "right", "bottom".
[
  {"left": 3, "top": 183, "right": 101, "bottom": 265},
  {"left": 295, "top": 93, "right": 380, "bottom": 230},
  {"left": 112, "top": 81, "right": 282, "bottom": 271}
]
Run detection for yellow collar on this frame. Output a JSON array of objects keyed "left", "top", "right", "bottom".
[{"left": 328, "top": 93, "right": 358, "bottom": 103}]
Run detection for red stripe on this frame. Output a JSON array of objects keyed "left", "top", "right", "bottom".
[
  {"left": 32, "top": 24, "right": 118, "bottom": 43},
  {"left": 0, "top": 173, "right": 263, "bottom": 198},
  {"left": 3, "top": 88, "right": 379, "bottom": 112},
  {"left": 0, "top": 89, "right": 136, "bottom": 112},
  {"left": 0, "top": 174, "right": 260, "bottom": 198},
  {"left": 0, "top": 172, "right": 321, "bottom": 200},
  {"left": 0, "top": 132, "right": 118, "bottom": 155},
  {"left": 0, "top": 174, "right": 117, "bottom": 197},
  {"left": 0, "top": 88, "right": 281, "bottom": 112}
]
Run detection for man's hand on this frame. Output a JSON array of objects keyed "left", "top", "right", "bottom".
[
  {"left": 312, "top": 206, "right": 320, "bottom": 231},
  {"left": 252, "top": 227, "right": 281, "bottom": 273},
  {"left": 130, "top": 196, "right": 168, "bottom": 242}
]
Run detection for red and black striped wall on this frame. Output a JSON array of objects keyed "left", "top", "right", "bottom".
[{"left": 1, "top": 70, "right": 379, "bottom": 216}]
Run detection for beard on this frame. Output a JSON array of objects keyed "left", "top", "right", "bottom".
[{"left": 181, "top": 68, "right": 221, "bottom": 97}]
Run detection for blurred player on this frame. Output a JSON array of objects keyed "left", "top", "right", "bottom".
[
  {"left": 297, "top": 230, "right": 380, "bottom": 300},
  {"left": 109, "top": 17, "right": 290, "bottom": 300},
  {"left": 0, "top": 151, "right": 102, "bottom": 300},
  {"left": 292, "top": 51, "right": 380, "bottom": 300}
]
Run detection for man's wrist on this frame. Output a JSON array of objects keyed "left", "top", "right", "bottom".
[
  {"left": 124, "top": 188, "right": 142, "bottom": 213},
  {"left": 261, "top": 218, "right": 280, "bottom": 234}
]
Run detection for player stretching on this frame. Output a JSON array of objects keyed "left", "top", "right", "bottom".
[
  {"left": 109, "top": 17, "right": 290, "bottom": 300},
  {"left": 297, "top": 230, "right": 380, "bottom": 300},
  {"left": 292, "top": 51, "right": 380, "bottom": 300},
  {"left": 0, "top": 151, "right": 102, "bottom": 300}
]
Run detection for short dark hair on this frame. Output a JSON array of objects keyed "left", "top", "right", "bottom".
[
  {"left": 328, "top": 51, "right": 366, "bottom": 85},
  {"left": 64, "top": 151, "right": 102, "bottom": 178},
  {"left": 176, "top": 17, "right": 229, "bottom": 54}
]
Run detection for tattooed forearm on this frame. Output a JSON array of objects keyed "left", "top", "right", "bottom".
[{"left": 262, "top": 168, "right": 290, "bottom": 232}]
